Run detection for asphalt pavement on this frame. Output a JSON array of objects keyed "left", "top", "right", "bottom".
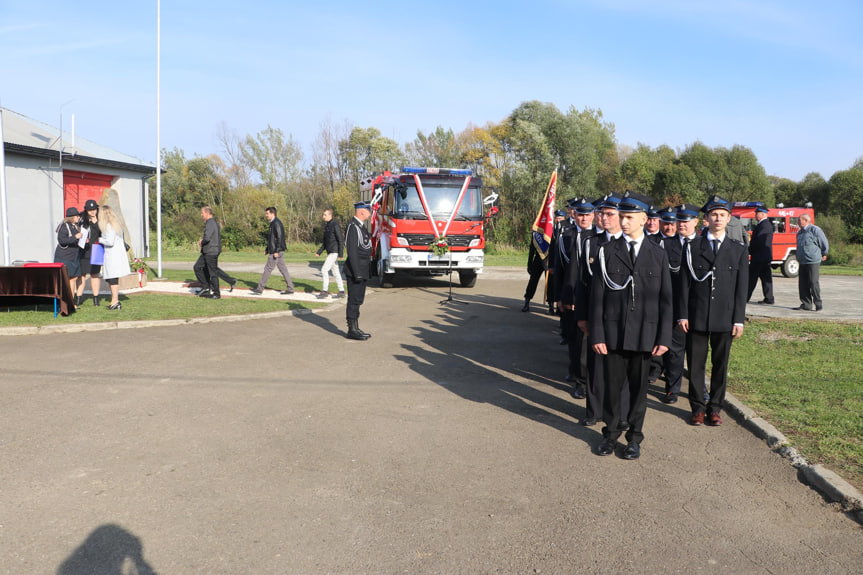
[{"left": 1, "top": 269, "right": 862, "bottom": 574}]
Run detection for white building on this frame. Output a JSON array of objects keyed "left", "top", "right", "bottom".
[{"left": 0, "top": 107, "right": 156, "bottom": 264}]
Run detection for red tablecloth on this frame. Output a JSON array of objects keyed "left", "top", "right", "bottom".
[{"left": 0, "top": 265, "right": 76, "bottom": 316}]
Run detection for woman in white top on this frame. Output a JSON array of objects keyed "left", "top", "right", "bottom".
[{"left": 98, "top": 205, "right": 131, "bottom": 310}]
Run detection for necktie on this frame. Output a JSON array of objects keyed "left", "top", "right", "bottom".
[
  {"left": 629, "top": 240, "right": 637, "bottom": 265},
  {"left": 712, "top": 239, "right": 719, "bottom": 254}
]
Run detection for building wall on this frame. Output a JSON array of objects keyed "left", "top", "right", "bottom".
[{"left": 1, "top": 152, "right": 148, "bottom": 264}]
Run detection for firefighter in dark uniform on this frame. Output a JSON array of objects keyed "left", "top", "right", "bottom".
[
  {"left": 585, "top": 191, "right": 673, "bottom": 459},
  {"left": 658, "top": 204, "right": 700, "bottom": 403},
  {"left": 645, "top": 207, "right": 662, "bottom": 243},
  {"left": 747, "top": 204, "right": 774, "bottom": 304},
  {"left": 560, "top": 198, "right": 597, "bottom": 398},
  {"left": 552, "top": 200, "right": 577, "bottom": 342},
  {"left": 344, "top": 201, "right": 373, "bottom": 341},
  {"left": 546, "top": 208, "right": 569, "bottom": 316},
  {"left": 679, "top": 195, "right": 748, "bottom": 426},
  {"left": 575, "top": 193, "right": 627, "bottom": 427},
  {"left": 522, "top": 210, "right": 564, "bottom": 313}
]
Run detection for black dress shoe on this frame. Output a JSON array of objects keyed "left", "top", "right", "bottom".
[
  {"left": 197, "top": 289, "right": 211, "bottom": 297},
  {"left": 582, "top": 418, "right": 597, "bottom": 427},
  {"left": 597, "top": 439, "right": 616, "bottom": 456},
  {"left": 571, "top": 385, "right": 586, "bottom": 400},
  {"left": 558, "top": 337, "right": 568, "bottom": 345},
  {"left": 661, "top": 393, "right": 678, "bottom": 404},
  {"left": 815, "top": 305, "right": 823, "bottom": 311},
  {"left": 521, "top": 299, "right": 530, "bottom": 312},
  {"left": 619, "top": 420, "right": 629, "bottom": 430},
  {"left": 280, "top": 289, "right": 295, "bottom": 295},
  {"left": 622, "top": 442, "right": 641, "bottom": 460},
  {"left": 205, "top": 293, "right": 221, "bottom": 299},
  {"left": 760, "top": 298, "right": 774, "bottom": 304},
  {"left": 248, "top": 288, "right": 262, "bottom": 295},
  {"left": 228, "top": 281, "right": 236, "bottom": 293}
]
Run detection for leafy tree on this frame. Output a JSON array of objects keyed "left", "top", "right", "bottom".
[
  {"left": 239, "top": 125, "right": 303, "bottom": 191},
  {"left": 828, "top": 168, "right": 863, "bottom": 241},
  {"left": 405, "top": 126, "right": 462, "bottom": 168},
  {"left": 799, "top": 172, "right": 830, "bottom": 213},
  {"left": 339, "top": 126, "right": 404, "bottom": 189}
]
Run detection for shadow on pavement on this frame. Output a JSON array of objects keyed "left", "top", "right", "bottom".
[
  {"left": 393, "top": 285, "right": 599, "bottom": 448},
  {"left": 56, "top": 524, "right": 158, "bottom": 575}
]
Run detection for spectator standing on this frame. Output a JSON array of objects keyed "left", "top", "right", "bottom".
[
  {"left": 315, "top": 208, "right": 345, "bottom": 299},
  {"left": 98, "top": 205, "right": 131, "bottom": 310},
  {"left": 250, "top": 207, "right": 295, "bottom": 296},
  {"left": 344, "top": 201, "right": 373, "bottom": 341},
  {"left": 795, "top": 213, "right": 829, "bottom": 311},
  {"left": 747, "top": 205, "right": 774, "bottom": 304},
  {"left": 54, "top": 207, "right": 82, "bottom": 300},
  {"left": 76, "top": 199, "right": 102, "bottom": 307},
  {"left": 193, "top": 206, "right": 223, "bottom": 299}
]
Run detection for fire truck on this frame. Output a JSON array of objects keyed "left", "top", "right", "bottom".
[
  {"left": 731, "top": 202, "right": 815, "bottom": 278},
  {"left": 360, "top": 167, "right": 497, "bottom": 288}
]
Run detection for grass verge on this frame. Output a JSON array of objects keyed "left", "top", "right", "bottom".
[
  {"left": 0, "top": 270, "right": 326, "bottom": 327},
  {"left": 729, "top": 318, "right": 863, "bottom": 491}
]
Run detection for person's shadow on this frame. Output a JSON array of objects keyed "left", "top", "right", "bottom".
[{"left": 56, "top": 524, "right": 157, "bottom": 575}]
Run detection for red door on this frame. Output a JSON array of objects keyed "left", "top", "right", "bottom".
[{"left": 63, "top": 170, "right": 115, "bottom": 212}]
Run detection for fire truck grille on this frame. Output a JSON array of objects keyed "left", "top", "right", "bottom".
[{"left": 399, "top": 234, "right": 480, "bottom": 248}]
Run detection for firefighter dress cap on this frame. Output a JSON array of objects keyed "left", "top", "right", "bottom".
[
  {"left": 658, "top": 206, "right": 678, "bottom": 223},
  {"left": 565, "top": 197, "right": 578, "bottom": 208},
  {"left": 599, "top": 192, "right": 622, "bottom": 209},
  {"left": 701, "top": 195, "right": 731, "bottom": 214},
  {"left": 84, "top": 199, "right": 99, "bottom": 211},
  {"left": 354, "top": 201, "right": 372, "bottom": 211},
  {"left": 554, "top": 209, "right": 566, "bottom": 218},
  {"left": 676, "top": 204, "right": 700, "bottom": 221},
  {"left": 647, "top": 206, "right": 660, "bottom": 219},
  {"left": 755, "top": 205, "right": 770, "bottom": 214},
  {"left": 618, "top": 191, "right": 653, "bottom": 213},
  {"left": 572, "top": 197, "right": 595, "bottom": 214}
]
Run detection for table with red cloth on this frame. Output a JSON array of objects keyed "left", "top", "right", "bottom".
[{"left": 0, "top": 263, "right": 76, "bottom": 316}]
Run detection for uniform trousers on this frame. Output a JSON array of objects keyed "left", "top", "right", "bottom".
[
  {"left": 747, "top": 261, "right": 774, "bottom": 302},
  {"left": 585, "top": 346, "right": 631, "bottom": 423},
  {"left": 798, "top": 263, "right": 822, "bottom": 309},
  {"left": 686, "top": 330, "right": 732, "bottom": 415},
  {"left": 662, "top": 325, "right": 687, "bottom": 396},
  {"left": 346, "top": 278, "right": 367, "bottom": 320},
  {"left": 567, "top": 317, "right": 588, "bottom": 386},
  {"left": 523, "top": 268, "right": 544, "bottom": 301},
  {"left": 193, "top": 254, "right": 220, "bottom": 295},
  {"left": 602, "top": 350, "right": 650, "bottom": 444},
  {"left": 256, "top": 252, "right": 294, "bottom": 291}
]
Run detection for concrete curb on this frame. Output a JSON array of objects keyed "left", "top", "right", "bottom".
[
  {"left": 0, "top": 305, "right": 333, "bottom": 337},
  {"left": 725, "top": 390, "right": 863, "bottom": 517}
]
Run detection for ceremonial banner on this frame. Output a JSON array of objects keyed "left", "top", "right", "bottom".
[{"left": 531, "top": 170, "right": 557, "bottom": 259}]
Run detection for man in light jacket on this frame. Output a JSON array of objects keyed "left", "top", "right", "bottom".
[{"left": 795, "top": 213, "right": 829, "bottom": 311}]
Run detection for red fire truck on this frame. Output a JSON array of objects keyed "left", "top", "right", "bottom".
[
  {"left": 361, "top": 167, "right": 497, "bottom": 288},
  {"left": 731, "top": 202, "right": 815, "bottom": 278}
]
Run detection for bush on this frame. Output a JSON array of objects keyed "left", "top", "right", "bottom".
[
  {"left": 818, "top": 214, "right": 848, "bottom": 245},
  {"left": 825, "top": 242, "right": 854, "bottom": 265}
]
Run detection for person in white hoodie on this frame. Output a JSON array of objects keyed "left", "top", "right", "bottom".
[{"left": 98, "top": 205, "right": 131, "bottom": 310}]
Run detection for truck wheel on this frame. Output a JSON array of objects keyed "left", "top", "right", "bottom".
[
  {"left": 781, "top": 254, "right": 799, "bottom": 278},
  {"left": 458, "top": 271, "right": 477, "bottom": 288}
]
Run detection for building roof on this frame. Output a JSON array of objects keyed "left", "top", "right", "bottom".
[{"left": 1, "top": 107, "right": 156, "bottom": 174}]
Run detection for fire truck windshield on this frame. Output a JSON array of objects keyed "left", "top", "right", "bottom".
[{"left": 395, "top": 184, "right": 483, "bottom": 220}]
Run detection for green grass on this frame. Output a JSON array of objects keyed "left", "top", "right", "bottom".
[
  {"left": 0, "top": 269, "right": 326, "bottom": 327},
  {"left": 729, "top": 319, "right": 863, "bottom": 490},
  {"left": 821, "top": 265, "right": 863, "bottom": 276}
]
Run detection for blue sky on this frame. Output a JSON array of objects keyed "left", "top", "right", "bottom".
[{"left": 1, "top": 0, "right": 861, "bottom": 182}]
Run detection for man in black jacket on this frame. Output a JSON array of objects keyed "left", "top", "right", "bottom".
[
  {"left": 194, "top": 206, "right": 223, "bottom": 299},
  {"left": 747, "top": 205, "right": 774, "bottom": 304},
  {"left": 249, "top": 207, "right": 295, "bottom": 296},
  {"left": 344, "top": 201, "right": 373, "bottom": 340},
  {"left": 679, "top": 195, "right": 748, "bottom": 427},
  {"left": 315, "top": 208, "right": 345, "bottom": 299},
  {"left": 587, "top": 191, "right": 672, "bottom": 460}
]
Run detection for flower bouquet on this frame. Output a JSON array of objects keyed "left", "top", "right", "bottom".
[
  {"left": 130, "top": 258, "right": 150, "bottom": 287},
  {"left": 429, "top": 236, "right": 449, "bottom": 257}
]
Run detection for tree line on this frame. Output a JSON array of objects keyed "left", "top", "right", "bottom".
[{"left": 149, "top": 100, "right": 863, "bottom": 251}]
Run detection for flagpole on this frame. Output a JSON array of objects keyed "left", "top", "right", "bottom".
[{"left": 156, "top": 0, "right": 162, "bottom": 277}]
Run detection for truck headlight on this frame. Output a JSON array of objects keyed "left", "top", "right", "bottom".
[{"left": 469, "top": 238, "right": 481, "bottom": 247}]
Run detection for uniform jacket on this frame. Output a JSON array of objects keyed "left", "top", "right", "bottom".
[
  {"left": 316, "top": 218, "right": 344, "bottom": 257},
  {"left": 661, "top": 234, "right": 688, "bottom": 320},
  {"left": 679, "top": 235, "right": 748, "bottom": 332},
  {"left": 796, "top": 223, "right": 829, "bottom": 265},
  {"left": 561, "top": 226, "right": 598, "bottom": 307},
  {"left": 588, "top": 236, "right": 673, "bottom": 353},
  {"left": 200, "top": 218, "right": 221, "bottom": 256},
  {"left": 552, "top": 219, "right": 577, "bottom": 300},
  {"left": 266, "top": 216, "right": 287, "bottom": 254},
  {"left": 344, "top": 217, "right": 372, "bottom": 281},
  {"left": 526, "top": 239, "right": 547, "bottom": 274},
  {"left": 99, "top": 225, "right": 132, "bottom": 280},
  {"left": 575, "top": 231, "right": 614, "bottom": 322},
  {"left": 749, "top": 218, "right": 774, "bottom": 264}
]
